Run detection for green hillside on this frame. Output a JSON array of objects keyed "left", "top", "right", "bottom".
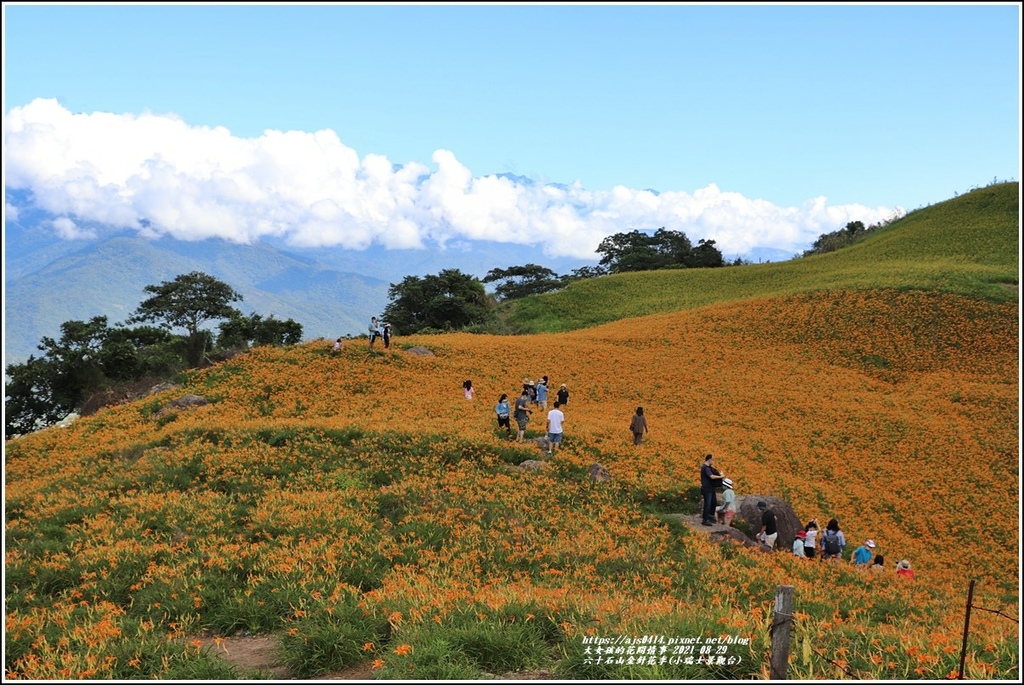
[{"left": 504, "top": 182, "right": 1019, "bottom": 333}]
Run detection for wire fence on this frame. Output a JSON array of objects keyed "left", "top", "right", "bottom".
[{"left": 770, "top": 579, "right": 1019, "bottom": 680}]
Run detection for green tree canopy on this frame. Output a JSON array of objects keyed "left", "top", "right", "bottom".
[
  {"left": 218, "top": 313, "right": 304, "bottom": 349},
  {"left": 595, "top": 228, "right": 723, "bottom": 273},
  {"left": 482, "top": 264, "right": 564, "bottom": 301},
  {"left": 129, "top": 271, "right": 242, "bottom": 366},
  {"left": 382, "top": 269, "right": 494, "bottom": 334}
]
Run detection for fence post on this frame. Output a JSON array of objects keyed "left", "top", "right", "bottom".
[
  {"left": 958, "top": 579, "right": 975, "bottom": 680},
  {"left": 771, "top": 584, "right": 794, "bottom": 680}
]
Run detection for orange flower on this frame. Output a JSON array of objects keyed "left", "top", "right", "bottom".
[{"left": 394, "top": 644, "right": 412, "bottom": 657}]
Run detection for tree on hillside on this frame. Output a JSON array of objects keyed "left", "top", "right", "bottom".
[
  {"left": 218, "top": 313, "right": 304, "bottom": 349},
  {"left": 4, "top": 316, "right": 178, "bottom": 438},
  {"left": 482, "top": 264, "right": 564, "bottom": 301},
  {"left": 595, "top": 227, "right": 725, "bottom": 273},
  {"left": 382, "top": 269, "right": 494, "bottom": 334},
  {"left": 684, "top": 239, "right": 726, "bottom": 268},
  {"left": 802, "top": 220, "right": 888, "bottom": 257},
  {"left": 129, "top": 271, "right": 243, "bottom": 367},
  {"left": 596, "top": 230, "right": 663, "bottom": 273}
]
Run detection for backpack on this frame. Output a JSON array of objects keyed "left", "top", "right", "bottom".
[{"left": 822, "top": 530, "right": 841, "bottom": 556}]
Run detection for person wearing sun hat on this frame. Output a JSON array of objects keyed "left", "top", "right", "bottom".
[
  {"left": 716, "top": 477, "right": 736, "bottom": 526},
  {"left": 852, "top": 538, "right": 877, "bottom": 566},
  {"left": 792, "top": 530, "right": 808, "bottom": 557},
  {"left": 896, "top": 559, "right": 915, "bottom": 580}
]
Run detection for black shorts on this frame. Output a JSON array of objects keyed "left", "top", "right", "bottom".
[{"left": 497, "top": 416, "right": 510, "bottom": 429}]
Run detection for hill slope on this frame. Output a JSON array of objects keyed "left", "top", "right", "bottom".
[
  {"left": 5, "top": 286, "right": 1018, "bottom": 680},
  {"left": 503, "top": 182, "right": 1019, "bottom": 333}
]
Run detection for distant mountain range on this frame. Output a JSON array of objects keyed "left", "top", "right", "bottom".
[{"left": 3, "top": 203, "right": 798, "bottom": 365}]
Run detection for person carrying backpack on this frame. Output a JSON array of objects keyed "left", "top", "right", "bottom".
[{"left": 820, "top": 518, "right": 846, "bottom": 560}]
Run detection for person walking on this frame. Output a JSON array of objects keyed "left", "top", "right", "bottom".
[
  {"left": 820, "top": 518, "right": 846, "bottom": 561},
  {"left": 556, "top": 383, "right": 569, "bottom": 406},
  {"left": 852, "top": 539, "right": 877, "bottom": 566},
  {"left": 700, "top": 454, "right": 724, "bottom": 526},
  {"left": 513, "top": 389, "right": 532, "bottom": 443},
  {"left": 757, "top": 501, "right": 779, "bottom": 549},
  {"left": 629, "top": 407, "right": 649, "bottom": 445},
  {"left": 803, "top": 518, "right": 820, "bottom": 559},
  {"left": 368, "top": 317, "right": 382, "bottom": 350},
  {"left": 717, "top": 477, "right": 736, "bottom": 526},
  {"left": 495, "top": 393, "right": 512, "bottom": 438}
]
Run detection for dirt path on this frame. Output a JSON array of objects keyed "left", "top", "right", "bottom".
[
  {"left": 194, "top": 516, "right": 755, "bottom": 679},
  {"left": 194, "top": 633, "right": 556, "bottom": 680}
]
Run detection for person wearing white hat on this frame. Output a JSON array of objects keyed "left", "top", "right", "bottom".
[
  {"left": 896, "top": 559, "right": 915, "bottom": 580},
  {"left": 716, "top": 477, "right": 737, "bottom": 527},
  {"left": 852, "top": 539, "right": 877, "bottom": 566}
]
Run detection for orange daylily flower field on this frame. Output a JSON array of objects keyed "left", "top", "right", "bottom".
[{"left": 4, "top": 288, "right": 1019, "bottom": 680}]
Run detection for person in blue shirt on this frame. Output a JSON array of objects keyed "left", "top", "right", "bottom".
[
  {"left": 535, "top": 378, "right": 549, "bottom": 411},
  {"left": 495, "top": 394, "right": 512, "bottom": 438},
  {"left": 852, "top": 539, "right": 877, "bottom": 566}
]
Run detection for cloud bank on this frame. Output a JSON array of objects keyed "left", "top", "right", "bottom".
[{"left": 4, "top": 99, "right": 901, "bottom": 259}]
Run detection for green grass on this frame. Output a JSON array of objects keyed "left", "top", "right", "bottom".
[{"left": 502, "top": 182, "right": 1019, "bottom": 333}]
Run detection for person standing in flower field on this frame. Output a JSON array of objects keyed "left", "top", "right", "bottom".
[
  {"left": 793, "top": 530, "right": 808, "bottom": 557},
  {"left": 368, "top": 316, "right": 382, "bottom": 350},
  {"left": 700, "top": 454, "right": 725, "bottom": 526},
  {"left": 630, "top": 406, "right": 649, "bottom": 445},
  {"left": 803, "top": 518, "right": 820, "bottom": 559},
  {"left": 495, "top": 393, "right": 512, "bottom": 438},
  {"left": 757, "top": 501, "right": 779, "bottom": 548},
  {"left": 556, "top": 383, "right": 569, "bottom": 406},
  {"left": 513, "top": 388, "right": 532, "bottom": 443},
  {"left": 545, "top": 401, "right": 565, "bottom": 456},
  {"left": 896, "top": 559, "right": 915, "bottom": 580},
  {"left": 382, "top": 322, "right": 392, "bottom": 349},
  {"left": 463, "top": 379, "right": 475, "bottom": 401},
  {"left": 535, "top": 377, "right": 549, "bottom": 411},
  {"left": 716, "top": 477, "right": 736, "bottom": 526},
  {"left": 820, "top": 518, "right": 846, "bottom": 561}
]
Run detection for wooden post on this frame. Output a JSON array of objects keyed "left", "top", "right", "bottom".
[
  {"left": 958, "top": 579, "right": 975, "bottom": 680},
  {"left": 771, "top": 584, "right": 794, "bottom": 680}
]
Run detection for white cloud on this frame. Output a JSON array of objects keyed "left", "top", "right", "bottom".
[
  {"left": 50, "top": 216, "right": 96, "bottom": 240},
  {"left": 3, "top": 98, "right": 901, "bottom": 258}
]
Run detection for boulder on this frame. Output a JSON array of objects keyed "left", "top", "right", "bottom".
[
  {"left": 588, "top": 463, "right": 611, "bottom": 484},
  {"left": 166, "top": 394, "right": 208, "bottom": 409},
  {"left": 531, "top": 436, "right": 552, "bottom": 453},
  {"left": 735, "top": 494, "right": 802, "bottom": 552},
  {"left": 404, "top": 346, "right": 435, "bottom": 357},
  {"left": 154, "top": 394, "right": 208, "bottom": 419},
  {"left": 518, "top": 460, "right": 548, "bottom": 472}
]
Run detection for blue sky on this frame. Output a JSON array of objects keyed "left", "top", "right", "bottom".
[{"left": 3, "top": 2, "right": 1021, "bottom": 260}]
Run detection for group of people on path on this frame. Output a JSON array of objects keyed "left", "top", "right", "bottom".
[
  {"left": 488, "top": 377, "right": 569, "bottom": 454},
  {"left": 699, "top": 454, "right": 915, "bottom": 578}
]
